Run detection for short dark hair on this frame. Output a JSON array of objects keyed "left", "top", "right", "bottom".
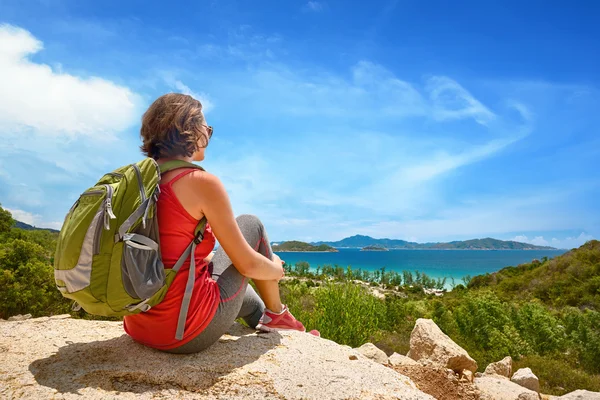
[{"left": 139, "top": 93, "right": 208, "bottom": 159}]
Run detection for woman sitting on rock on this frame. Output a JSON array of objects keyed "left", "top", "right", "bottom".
[{"left": 123, "top": 93, "right": 316, "bottom": 353}]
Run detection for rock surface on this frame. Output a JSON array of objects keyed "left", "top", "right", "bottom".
[
  {"left": 475, "top": 376, "right": 539, "bottom": 400},
  {"left": 406, "top": 318, "right": 478, "bottom": 373},
  {"left": 511, "top": 367, "right": 540, "bottom": 393},
  {"left": 0, "top": 315, "right": 434, "bottom": 400},
  {"left": 356, "top": 342, "right": 388, "bottom": 365},
  {"left": 388, "top": 352, "right": 419, "bottom": 367},
  {"left": 557, "top": 390, "right": 600, "bottom": 399},
  {"left": 484, "top": 356, "right": 513, "bottom": 378}
]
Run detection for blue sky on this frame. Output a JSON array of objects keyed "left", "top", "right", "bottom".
[{"left": 0, "top": 0, "right": 598, "bottom": 249}]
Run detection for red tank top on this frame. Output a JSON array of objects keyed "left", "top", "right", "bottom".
[{"left": 123, "top": 169, "right": 219, "bottom": 350}]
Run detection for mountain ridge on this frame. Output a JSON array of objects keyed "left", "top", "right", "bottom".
[
  {"left": 13, "top": 220, "right": 59, "bottom": 233},
  {"left": 310, "top": 235, "right": 557, "bottom": 250}
]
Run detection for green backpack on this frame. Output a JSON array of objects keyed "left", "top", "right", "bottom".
[{"left": 54, "top": 158, "right": 206, "bottom": 340}]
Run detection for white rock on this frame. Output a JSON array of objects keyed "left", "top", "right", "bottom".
[
  {"left": 356, "top": 342, "right": 388, "bottom": 365},
  {"left": 484, "top": 356, "right": 513, "bottom": 378},
  {"left": 511, "top": 367, "right": 540, "bottom": 393},
  {"left": 407, "top": 318, "right": 478, "bottom": 372},
  {"left": 7, "top": 314, "right": 32, "bottom": 321},
  {"left": 461, "top": 369, "right": 474, "bottom": 383},
  {"left": 1, "top": 317, "right": 435, "bottom": 399},
  {"left": 388, "top": 352, "right": 419, "bottom": 367},
  {"left": 558, "top": 390, "right": 600, "bottom": 399},
  {"left": 476, "top": 376, "right": 539, "bottom": 400}
]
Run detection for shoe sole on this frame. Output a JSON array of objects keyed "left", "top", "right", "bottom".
[{"left": 256, "top": 323, "right": 306, "bottom": 333}]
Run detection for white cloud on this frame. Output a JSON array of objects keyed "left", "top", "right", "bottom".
[
  {"left": 0, "top": 24, "right": 140, "bottom": 138},
  {"left": 511, "top": 233, "right": 595, "bottom": 249},
  {"left": 171, "top": 80, "right": 214, "bottom": 113},
  {"left": 510, "top": 235, "right": 549, "bottom": 246},
  {"left": 551, "top": 233, "right": 595, "bottom": 249},
  {"left": 427, "top": 76, "right": 496, "bottom": 125},
  {"left": 5, "top": 208, "right": 39, "bottom": 225},
  {"left": 5, "top": 207, "right": 61, "bottom": 229},
  {"left": 305, "top": 1, "right": 324, "bottom": 12}
]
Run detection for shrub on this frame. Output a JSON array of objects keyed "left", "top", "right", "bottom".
[
  {"left": 285, "top": 281, "right": 386, "bottom": 347},
  {"left": 514, "top": 301, "right": 566, "bottom": 355}
]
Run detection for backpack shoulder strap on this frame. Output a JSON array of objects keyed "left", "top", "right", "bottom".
[
  {"left": 157, "top": 160, "right": 208, "bottom": 240},
  {"left": 159, "top": 160, "right": 205, "bottom": 174}
]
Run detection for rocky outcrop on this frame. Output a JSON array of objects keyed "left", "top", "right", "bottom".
[
  {"left": 475, "top": 375, "right": 540, "bottom": 400},
  {"left": 388, "top": 352, "right": 419, "bottom": 367},
  {"left": 484, "top": 356, "right": 513, "bottom": 378},
  {"left": 511, "top": 367, "right": 540, "bottom": 393},
  {"left": 0, "top": 315, "right": 434, "bottom": 400},
  {"left": 557, "top": 390, "right": 600, "bottom": 399},
  {"left": 356, "top": 342, "right": 388, "bottom": 365},
  {"left": 407, "top": 318, "right": 478, "bottom": 373}
]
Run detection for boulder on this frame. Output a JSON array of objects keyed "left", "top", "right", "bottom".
[
  {"left": 511, "top": 368, "right": 540, "bottom": 393},
  {"left": 558, "top": 390, "right": 600, "bottom": 399},
  {"left": 356, "top": 342, "right": 388, "bottom": 365},
  {"left": 475, "top": 376, "right": 539, "bottom": 400},
  {"left": 0, "top": 316, "right": 434, "bottom": 399},
  {"left": 7, "top": 314, "right": 32, "bottom": 321},
  {"left": 406, "top": 318, "right": 478, "bottom": 373},
  {"left": 388, "top": 352, "right": 419, "bottom": 367},
  {"left": 485, "top": 356, "right": 513, "bottom": 378}
]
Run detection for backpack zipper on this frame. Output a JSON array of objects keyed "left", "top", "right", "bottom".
[
  {"left": 92, "top": 184, "right": 117, "bottom": 255},
  {"left": 132, "top": 164, "right": 147, "bottom": 202},
  {"left": 103, "top": 184, "right": 116, "bottom": 230}
]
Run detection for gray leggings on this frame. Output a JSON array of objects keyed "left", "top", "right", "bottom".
[{"left": 165, "top": 214, "right": 271, "bottom": 354}]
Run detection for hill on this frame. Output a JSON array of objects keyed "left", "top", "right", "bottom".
[
  {"left": 272, "top": 241, "right": 338, "bottom": 252},
  {"left": 313, "top": 235, "right": 420, "bottom": 249},
  {"left": 13, "top": 220, "right": 59, "bottom": 233},
  {"left": 468, "top": 239, "right": 600, "bottom": 309},
  {"left": 312, "top": 235, "right": 556, "bottom": 250},
  {"left": 429, "top": 238, "right": 555, "bottom": 250}
]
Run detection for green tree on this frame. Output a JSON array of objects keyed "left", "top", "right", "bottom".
[{"left": 0, "top": 205, "right": 14, "bottom": 234}]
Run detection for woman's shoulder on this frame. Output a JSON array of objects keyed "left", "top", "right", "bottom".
[{"left": 183, "top": 170, "right": 227, "bottom": 198}]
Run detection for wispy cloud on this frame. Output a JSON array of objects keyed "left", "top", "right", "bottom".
[
  {"left": 304, "top": 1, "right": 325, "bottom": 12},
  {"left": 427, "top": 76, "right": 496, "bottom": 125},
  {"left": 165, "top": 77, "right": 214, "bottom": 112},
  {"left": 5, "top": 207, "right": 61, "bottom": 229},
  {"left": 0, "top": 24, "right": 140, "bottom": 138}
]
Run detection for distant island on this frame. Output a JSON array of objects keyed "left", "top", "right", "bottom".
[
  {"left": 272, "top": 241, "right": 338, "bottom": 252},
  {"left": 360, "top": 245, "right": 389, "bottom": 251},
  {"left": 309, "top": 235, "right": 557, "bottom": 250}
]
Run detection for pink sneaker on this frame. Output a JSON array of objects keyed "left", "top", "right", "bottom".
[{"left": 256, "top": 305, "right": 306, "bottom": 333}]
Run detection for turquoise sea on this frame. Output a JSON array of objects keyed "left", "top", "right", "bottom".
[{"left": 274, "top": 248, "right": 567, "bottom": 286}]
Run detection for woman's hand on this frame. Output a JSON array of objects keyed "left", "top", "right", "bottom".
[
  {"left": 272, "top": 253, "right": 285, "bottom": 281},
  {"left": 204, "top": 251, "right": 215, "bottom": 264}
]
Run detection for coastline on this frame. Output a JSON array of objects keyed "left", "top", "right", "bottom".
[{"left": 274, "top": 250, "right": 339, "bottom": 253}]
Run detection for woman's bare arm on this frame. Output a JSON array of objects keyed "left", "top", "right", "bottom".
[{"left": 192, "top": 171, "right": 283, "bottom": 280}]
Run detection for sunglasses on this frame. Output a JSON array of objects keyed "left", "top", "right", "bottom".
[{"left": 203, "top": 124, "right": 213, "bottom": 140}]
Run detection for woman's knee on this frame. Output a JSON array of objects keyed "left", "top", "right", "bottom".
[{"left": 236, "top": 214, "right": 264, "bottom": 229}]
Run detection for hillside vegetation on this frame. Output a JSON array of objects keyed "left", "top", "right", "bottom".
[
  {"left": 0, "top": 205, "right": 70, "bottom": 318},
  {"left": 468, "top": 240, "right": 600, "bottom": 309},
  {"left": 272, "top": 240, "right": 338, "bottom": 252}
]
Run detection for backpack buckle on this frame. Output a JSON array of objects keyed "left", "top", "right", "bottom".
[{"left": 193, "top": 231, "right": 204, "bottom": 245}]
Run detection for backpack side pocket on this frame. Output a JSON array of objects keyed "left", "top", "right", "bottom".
[{"left": 121, "top": 233, "right": 166, "bottom": 300}]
